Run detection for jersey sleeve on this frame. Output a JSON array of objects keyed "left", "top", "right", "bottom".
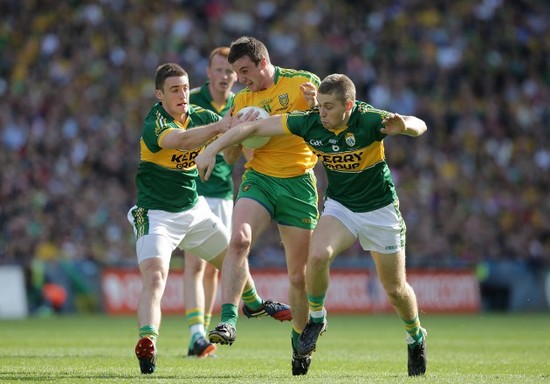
[
  {"left": 285, "top": 109, "right": 317, "bottom": 137},
  {"left": 142, "top": 114, "right": 176, "bottom": 153}
]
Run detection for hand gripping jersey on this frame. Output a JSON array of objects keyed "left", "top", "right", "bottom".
[{"left": 189, "top": 82, "right": 235, "bottom": 199}]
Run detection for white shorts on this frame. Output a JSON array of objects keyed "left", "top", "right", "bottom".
[
  {"left": 204, "top": 197, "right": 233, "bottom": 231},
  {"left": 322, "top": 198, "right": 406, "bottom": 254},
  {"left": 127, "top": 197, "right": 230, "bottom": 264}
]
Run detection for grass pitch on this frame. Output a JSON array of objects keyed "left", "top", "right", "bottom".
[{"left": 1, "top": 313, "right": 549, "bottom": 383}]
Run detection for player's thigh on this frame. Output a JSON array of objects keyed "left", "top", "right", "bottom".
[
  {"left": 273, "top": 173, "right": 318, "bottom": 230},
  {"left": 128, "top": 206, "right": 189, "bottom": 264},
  {"left": 370, "top": 249, "right": 407, "bottom": 291},
  {"left": 232, "top": 197, "right": 273, "bottom": 244},
  {"left": 310, "top": 214, "right": 357, "bottom": 262},
  {"left": 179, "top": 199, "right": 230, "bottom": 263},
  {"left": 355, "top": 202, "right": 406, "bottom": 254}
]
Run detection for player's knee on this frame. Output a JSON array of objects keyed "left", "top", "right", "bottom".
[
  {"left": 308, "top": 248, "right": 331, "bottom": 269},
  {"left": 383, "top": 282, "right": 409, "bottom": 302},
  {"left": 287, "top": 270, "right": 306, "bottom": 291},
  {"left": 203, "top": 264, "right": 219, "bottom": 280},
  {"left": 144, "top": 269, "right": 167, "bottom": 292},
  {"left": 229, "top": 229, "right": 253, "bottom": 254}
]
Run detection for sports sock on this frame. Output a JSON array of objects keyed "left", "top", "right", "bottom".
[
  {"left": 241, "top": 287, "right": 263, "bottom": 311},
  {"left": 139, "top": 325, "right": 159, "bottom": 342},
  {"left": 291, "top": 327, "right": 301, "bottom": 350},
  {"left": 307, "top": 293, "right": 326, "bottom": 323},
  {"left": 190, "top": 323, "right": 206, "bottom": 345},
  {"left": 403, "top": 315, "right": 423, "bottom": 348},
  {"left": 220, "top": 303, "right": 239, "bottom": 326},
  {"left": 186, "top": 307, "right": 205, "bottom": 347},
  {"left": 204, "top": 313, "right": 212, "bottom": 329}
]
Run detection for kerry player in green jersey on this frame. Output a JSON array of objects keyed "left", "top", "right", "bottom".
[
  {"left": 184, "top": 47, "right": 240, "bottom": 358},
  {"left": 128, "top": 63, "right": 291, "bottom": 374},
  {"left": 195, "top": 73, "right": 428, "bottom": 377}
]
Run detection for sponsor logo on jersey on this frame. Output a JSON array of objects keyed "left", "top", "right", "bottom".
[
  {"left": 171, "top": 148, "right": 201, "bottom": 170},
  {"left": 312, "top": 142, "right": 385, "bottom": 172}
]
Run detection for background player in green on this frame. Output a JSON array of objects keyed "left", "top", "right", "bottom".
[
  {"left": 195, "top": 73, "right": 429, "bottom": 377},
  {"left": 128, "top": 63, "right": 290, "bottom": 374},
  {"left": 184, "top": 47, "right": 240, "bottom": 358},
  {"left": 205, "top": 36, "right": 320, "bottom": 376}
]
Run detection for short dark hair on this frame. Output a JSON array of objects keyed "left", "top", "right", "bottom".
[
  {"left": 155, "top": 63, "right": 187, "bottom": 90},
  {"left": 318, "top": 74, "right": 356, "bottom": 104},
  {"left": 228, "top": 36, "right": 270, "bottom": 65}
]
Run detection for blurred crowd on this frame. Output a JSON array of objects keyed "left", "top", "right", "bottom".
[{"left": 1, "top": 0, "right": 548, "bottom": 273}]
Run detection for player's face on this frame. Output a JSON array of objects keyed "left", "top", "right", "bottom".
[
  {"left": 231, "top": 55, "right": 267, "bottom": 92},
  {"left": 156, "top": 75, "right": 190, "bottom": 118},
  {"left": 317, "top": 92, "right": 352, "bottom": 131},
  {"left": 207, "top": 54, "right": 237, "bottom": 95}
]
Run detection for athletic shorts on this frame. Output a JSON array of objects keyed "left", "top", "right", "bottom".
[
  {"left": 237, "top": 168, "right": 318, "bottom": 230},
  {"left": 127, "top": 196, "right": 230, "bottom": 264},
  {"left": 322, "top": 198, "right": 406, "bottom": 254},
  {"left": 204, "top": 197, "right": 233, "bottom": 231}
]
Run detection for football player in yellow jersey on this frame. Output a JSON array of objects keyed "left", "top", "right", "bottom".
[{"left": 206, "top": 36, "right": 320, "bottom": 376}]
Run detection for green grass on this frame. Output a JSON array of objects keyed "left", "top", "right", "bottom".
[{"left": 1, "top": 313, "right": 549, "bottom": 383}]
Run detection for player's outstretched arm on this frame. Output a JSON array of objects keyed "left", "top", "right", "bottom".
[
  {"left": 196, "top": 115, "right": 284, "bottom": 181},
  {"left": 161, "top": 113, "right": 233, "bottom": 150},
  {"left": 380, "top": 113, "right": 427, "bottom": 137}
]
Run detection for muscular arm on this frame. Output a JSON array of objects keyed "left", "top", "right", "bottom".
[
  {"left": 380, "top": 113, "right": 427, "bottom": 137},
  {"left": 195, "top": 115, "right": 286, "bottom": 180},
  {"left": 160, "top": 114, "right": 232, "bottom": 150},
  {"left": 222, "top": 144, "right": 242, "bottom": 164}
]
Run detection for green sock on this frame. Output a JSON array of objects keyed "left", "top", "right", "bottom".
[
  {"left": 403, "top": 316, "right": 423, "bottom": 348},
  {"left": 291, "top": 327, "right": 300, "bottom": 350},
  {"left": 204, "top": 313, "right": 212, "bottom": 329},
  {"left": 139, "top": 325, "right": 159, "bottom": 341},
  {"left": 241, "top": 287, "right": 263, "bottom": 311},
  {"left": 307, "top": 293, "right": 326, "bottom": 323},
  {"left": 220, "top": 303, "right": 239, "bottom": 327},
  {"left": 186, "top": 307, "right": 205, "bottom": 348},
  {"left": 186, "top": 307, "right": 204, "bottom": 328}
]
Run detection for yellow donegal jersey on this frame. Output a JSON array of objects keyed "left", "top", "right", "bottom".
[{"left": 233, "top": 66, "right": 319, "bottom": 178}]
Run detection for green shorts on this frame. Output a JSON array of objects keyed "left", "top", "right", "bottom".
[{"left": 237, "top": 169, "right": 318, "bottom": 229}]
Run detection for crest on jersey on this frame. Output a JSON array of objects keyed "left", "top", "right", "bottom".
[
  {"left": 345, "top": 133, "right": 356, "bottom": 147},
  {"left": 278, "top": 93, "right": 289, "bottom": 108}
]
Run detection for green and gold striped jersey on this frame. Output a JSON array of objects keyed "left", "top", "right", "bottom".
[
  {"left": 284, "top": 101, "right": 397, "bottom": 213},
  {"left": 189, "top": 82, "right": 235, "bottom": 199},
  {"left": 233, "top": 66, "right": 320, "bottom": 178},
  {"left": 135, "top": 102, "right": 221, "bottom": 212}
]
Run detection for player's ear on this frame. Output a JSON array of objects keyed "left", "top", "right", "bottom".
[
  {"left": 155, "top": 89, "right": 163, "bottom": 102},
  {"left": 346, "top": 99, "right": 354, "bottom": 112}
]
